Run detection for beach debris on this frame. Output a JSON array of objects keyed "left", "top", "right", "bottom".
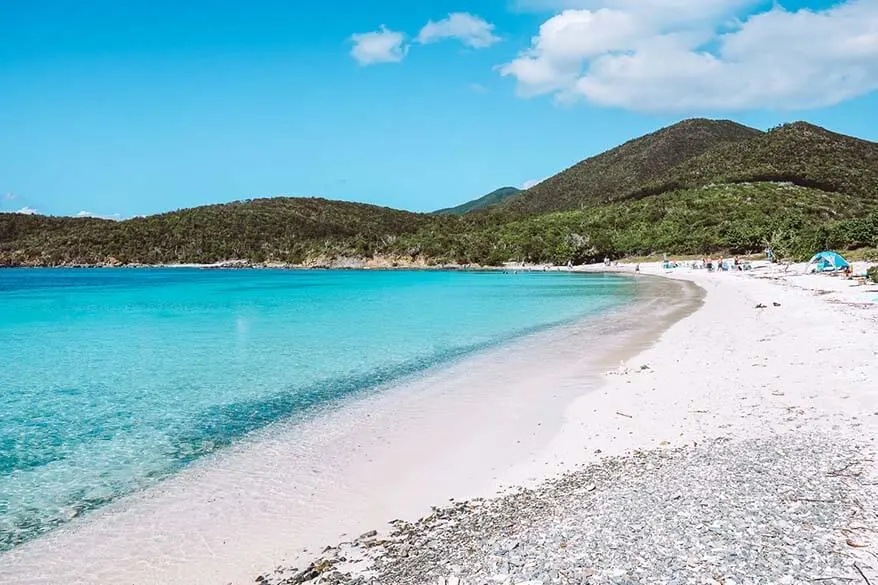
[
  {"left": 773, "top": 302, "right": 782, "bottom": 307},
  {"left": 615, "top": 411, "right": 633, "bottom": 418},
  {"left": 827, "top": 460, "right": 863, "bottom": 477},
  {"left": 755, "top": 303, "right": 768, "bottom": 309},
  {"left": 608, "top": 361, "right": 631, "bottom": 376},
  {"left": 854, "top": 563, "right": 873, "bottom": 585}
]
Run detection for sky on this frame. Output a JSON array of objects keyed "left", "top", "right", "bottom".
[{"left": 2, "top": 0, "right": 877, "bottom": 218}]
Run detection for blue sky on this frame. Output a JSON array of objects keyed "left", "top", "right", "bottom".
[{"left": 2, "top": 0, "right": 877, "bottom": 218}]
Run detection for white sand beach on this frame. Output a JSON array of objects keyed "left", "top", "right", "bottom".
[
  {"left": 554, "top": 259, "right": 878, "bottom": 466},
  {"left": 1, "top": 264, "right": 877, "bottom": 584}
]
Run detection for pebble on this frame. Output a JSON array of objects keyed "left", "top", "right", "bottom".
[{"left": 259, "top": 434, "right": 877, "bottom": 585}]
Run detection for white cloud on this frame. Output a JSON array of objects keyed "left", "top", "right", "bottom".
[
  {"left": 513, "top": 0, "right": 754, "bottom": 20},
  {"left": 417, "top": 13, "right": 501, "bottom": 48},
  {"left": 350, "top": 26, "right": 407, "bottom": 65},
  {"left": 2, "top": 192, "right": 17, "bottom": 201},
  {"left": 76, "top": 210, "right": 122, "bottom": 220},
  {"left": 15, "top": 207, "right": 38, "bottom": 215},
  {"left": 469, "top": 82, "right": 489, "bottom": 93},
  {"left": 500, "top": 0, "right": 878, "bottom": 112},
  {"left": 500, "top": 8, "right": 650, "bottom": 96},
  {"left": 521, "top": 177, "right": 548, "bottom": 189}
]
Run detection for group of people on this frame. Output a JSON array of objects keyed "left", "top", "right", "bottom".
[
  {"left": 659, "top": 255, "right": 746, "bottom": 272},
  {"left": 699, "top": 256, "right": 749, "bottom": 272}
]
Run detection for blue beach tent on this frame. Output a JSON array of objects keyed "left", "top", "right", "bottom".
[{"left": 807, "top": 251, "right": 850, "bottom": 272}]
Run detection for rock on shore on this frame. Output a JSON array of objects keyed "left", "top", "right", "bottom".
[{"left": 258, "top": 434, "right": 877, "bottom": 585}]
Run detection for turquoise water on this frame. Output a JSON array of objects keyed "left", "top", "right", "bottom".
[{"left": 0, "top": 268, "right": 634, "bottom": 551}]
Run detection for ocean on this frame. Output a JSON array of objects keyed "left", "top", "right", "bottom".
[{"left": 0, "top": 268, "right": 635, "bottom": 552}]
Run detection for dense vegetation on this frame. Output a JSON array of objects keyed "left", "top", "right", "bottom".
[
  {"left": 392, "top": 183, "right": 878, "bottom": 265},
  {"left": 2, "top": 119, "right": 876, "bottom": 268},
  {"left": 868, "top": 266, "right": 878, "bottom": 283},
  {"left": 498, "top": 119, "right": 762, "bottom": 215},
  {"left": 625, "top": 123, "right": 878, "bottom": 206},
  {"left": 0, "top": 198, "right": 435, "bottom": 266},
  {"left": 435, "top": 187, "right": 521, "bottom": 215}
]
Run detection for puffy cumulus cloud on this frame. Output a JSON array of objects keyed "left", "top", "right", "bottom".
[
  {"left": 500, "top": 0, "right": 878, "bottom": 112},
  {"left": 350, "top": 26, "right": 407, "bottom": 65},
  {"left": 417, "top": 13, "right": 501, "bottom": 48},
  {"left": 351, "top": 14, "right": 499, "bottom": 65},
  {"left": 499, "top": 8, "right": 649, "bottom": 95},
  {"left": 15, "top": 207, "right": 38, "bottom": 215}
]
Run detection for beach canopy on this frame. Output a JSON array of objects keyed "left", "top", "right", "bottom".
[{"left": 807, "top": 251, "right": 850, "bottom": 272}]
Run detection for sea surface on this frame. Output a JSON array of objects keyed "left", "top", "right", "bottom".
[{"left": 0, "top": 268, "right": 635, "bottom": 551}]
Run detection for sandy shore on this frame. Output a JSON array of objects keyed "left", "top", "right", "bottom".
[
  {"left": 0, "top": 275, "right": 694, "bottom": 584},
  {"left": 2, "top": 263, "right": 877, "bottom": 584},
  {"left": 552, "top": 260, "right": 878, "bottom": 464},
  {"left": 259, "top": 262, "right": 878, "bottom": 584}
]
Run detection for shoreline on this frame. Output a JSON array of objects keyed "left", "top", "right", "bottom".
[
  {"left": 0, "top": 260, "right": 550, "bottom": 271},
  {"left": 0, "top": 273, "right": 696, "bottom": 585},
  {"left": 2, "top": 264, "right": 876, "bottom": 583},
  {"left": 259, "top": 261, "right": 878, "bottom": 584}
]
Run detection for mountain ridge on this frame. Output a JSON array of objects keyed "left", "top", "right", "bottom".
[
  {"left": 2, "top": 118, "right": 876, "bottom": 267},
  {"left": 621, "top": 121, "right": 878, "bottom": 205},
  {"left": 496, "top": 118, "right": 764, "bottom": 215}
]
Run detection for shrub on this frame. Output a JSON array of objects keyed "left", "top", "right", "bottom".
[{"left": 868, "top": 265, "right": 878, "bottom": 283}]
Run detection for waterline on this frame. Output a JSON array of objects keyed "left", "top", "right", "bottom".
[{"left": 0, "top": 269, "right": 635, "bottom": 551}]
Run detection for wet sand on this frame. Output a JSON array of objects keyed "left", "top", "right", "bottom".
[{"left": 0, "top": 275, "right": 699, "bottom": 585}]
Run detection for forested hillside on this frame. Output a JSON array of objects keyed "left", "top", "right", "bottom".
[
  {"left": 1, "top": 198, "right": 438, "bottom": 266},
  {"left": 496, "top": 119, "right": 762, "bottom": 215},
  {"left": 2, "top": 120, "right": 876, "bottom": 267},
  {"left": 625, "top": 122, "right": 878, "bottom": 205}
]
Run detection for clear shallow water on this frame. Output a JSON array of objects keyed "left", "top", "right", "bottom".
[{"left": 0, "top": 268, "right": 634, "bottom": 551}]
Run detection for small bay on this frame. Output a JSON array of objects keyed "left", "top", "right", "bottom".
[{"left": 0, "top": 268, "right": 634, "bottom": 551}]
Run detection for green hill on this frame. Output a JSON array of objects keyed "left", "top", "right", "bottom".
[
  {"left": 624, "top": 122, "right": 878, "bottom": 204},
  {"left": 431, "top": 182, "right": 877, "bottom": 265},
  {"left": 2, "top": 119, "right": 876, "bottom": 267},
  {"left": 499, "top": 119, "right": 763, "bottom": 215},
  {"left": 0, "top": 197, "right": 434, "bottom": 266},
  {"left": 434, "top": 187, "right": 521, "bottom": 215}
]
